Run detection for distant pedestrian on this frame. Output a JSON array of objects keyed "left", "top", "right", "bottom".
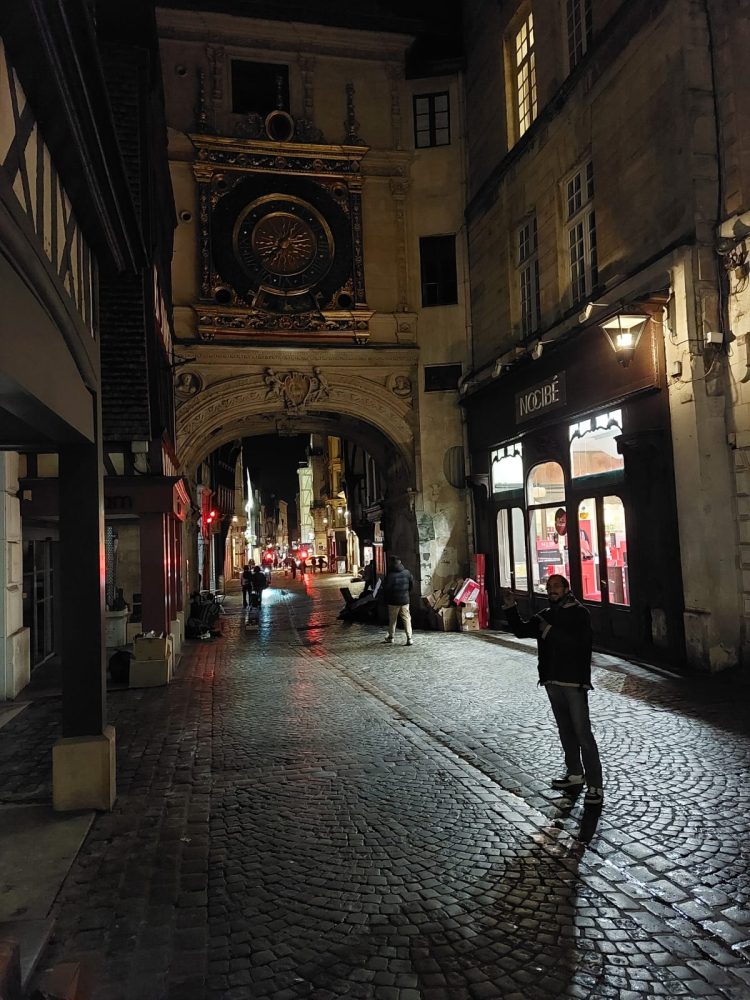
[
  {"left": 382, "top": 555, "right": 414, "bottom": 646},
  {"left": 317, "top": 555, "right": 325, "bottom": 572},
  {"left": 241, "top": 564, "right": 252, "bottom": 608},
  {"left": 250, "top": 565, "right": 268, "bottom": 607},
  {"left": 362, "top": 559, "right": 377, "bottom": 593},
  {"left": 501, "top": 574, "right": 603, "bottom": 806}
]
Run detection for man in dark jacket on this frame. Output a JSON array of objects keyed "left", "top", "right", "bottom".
[
  {"left": 382, "top": 555, "right": 414, "bottom": 646},
  {"left": 241, "top": 564, "right": 252, "bottom": 608},
  {"left": 502, "top": 574, "right": 603, "bottom": 806}
]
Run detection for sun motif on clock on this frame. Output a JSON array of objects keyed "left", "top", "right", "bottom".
[
  {"left": 210, "top": 173, "right": 354, "bottom": 316},
  {"left": 233, "top": 195, "right": 334, "bottom": 295},
  {"left": 251, "top": 213, "right": 316, "bottom": 275}
]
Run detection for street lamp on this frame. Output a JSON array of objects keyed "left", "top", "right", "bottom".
[{"left": 600, "top": 312, "right": 650, "bottom": 367}]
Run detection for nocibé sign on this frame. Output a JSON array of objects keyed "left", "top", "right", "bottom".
[{"left": 515, "top": 372, "right": 566, "bottom": 424}]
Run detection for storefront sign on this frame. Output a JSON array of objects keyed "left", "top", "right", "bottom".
[{"left": 515, "top": 372, "right": 567, "bottom": 424}]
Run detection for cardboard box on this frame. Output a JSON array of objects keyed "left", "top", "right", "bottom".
[
  {"left": 430, "top": 606, "right": 458, "bottom": 632},
  {"left": 458, "top": 603, "right": 481, "bottom": 631},
  {"left": 454, "top": 578, "right": 481, "bottom": 605},
  {"left": 129, "top": 656, "right": 171, "bottom": 688},
  {"left": 132, "top": 635, "right": 173, "bottom": 661}
]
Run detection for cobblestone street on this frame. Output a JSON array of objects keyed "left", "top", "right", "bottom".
[{"left": 3, "top": 573, "right": 750, "bottom": 1000}]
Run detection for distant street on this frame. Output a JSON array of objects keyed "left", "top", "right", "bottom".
[{"left": 5, "top": 572, "right": 749, "bottom": 1000}]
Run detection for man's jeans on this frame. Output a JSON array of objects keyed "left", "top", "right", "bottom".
[
  {"left": 387, "top": 604, "right": 412, "bottom": 639},
  {"left": 545, "top": 684, "right": 603, "bottom": 786}
]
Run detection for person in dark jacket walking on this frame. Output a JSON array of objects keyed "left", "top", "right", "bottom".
[
  {"left": 382, "top": 555, "right": 414, "bottom": 646},
  {"left": 502, "top": 574, "right": 603, "bottom": 805},
  {"left": 241, "top": 564, "right": 252, "bottom": 608}
]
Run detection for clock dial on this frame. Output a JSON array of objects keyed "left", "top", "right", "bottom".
[
  {"left": 252, "top": 213, "right": 316, "bottom": 275},
  {"left": 233, "top": 195, "right": 334, "bottom": 294},
  {"left": 211, "top": 174, "right": 354, "bottom": 315}
]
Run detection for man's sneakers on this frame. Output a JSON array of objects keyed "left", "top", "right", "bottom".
[
  {"left": 406, "top": 639, "right": 413, "bottom": 646},
  {"left": 583, "top": 786, "right": 604, "bottom": 806},
  {"left": 382, "top": 636, "right": 393, "bottom": 644},
  {"left": 551, "top": 773, "right": 584, "bottom": 791}
]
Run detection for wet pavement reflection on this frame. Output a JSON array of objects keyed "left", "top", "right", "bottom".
[{"left": 8, "top": 570, "right": 750, "bottom": 999}]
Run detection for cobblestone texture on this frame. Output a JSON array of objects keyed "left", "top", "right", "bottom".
[{"left": 2, "top": 575, "right": 750, "bottom": 999}]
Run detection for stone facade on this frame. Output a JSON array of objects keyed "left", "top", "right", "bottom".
[
  {"left": 460, "top": 0, "right": 750, "bottom": 671},
  {"left": 158, "top": 9, "right": 470, "bottom": 593}
]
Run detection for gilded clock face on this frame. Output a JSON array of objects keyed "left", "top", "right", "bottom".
[{"left": 233, "top": 195, "right": 334, "bottom": 294}]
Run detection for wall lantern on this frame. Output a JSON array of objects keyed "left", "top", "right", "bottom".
[{"left": 600, "top": 312, "right": 650, "bottom": 367}]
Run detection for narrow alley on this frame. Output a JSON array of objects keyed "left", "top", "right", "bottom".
[{"left": 2, "top": 573, "right": 749, "bottom": 1000}]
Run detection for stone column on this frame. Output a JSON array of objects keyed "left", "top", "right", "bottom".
[
  {"left": 140, "top": 512, "right": 169, "bottom": 635},
  {"left": 55, "top": 437, "right": 115, "bottom": 811},
  {"left": 0, "top": 453, "right": 30, "bottom": 700}
]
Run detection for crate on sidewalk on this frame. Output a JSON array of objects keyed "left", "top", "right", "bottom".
[
  {"left": 129, "top": 635, "right": 173, "bottom": 687},
  {"left": 458, "top": 604, "right": 481, "bottom": 632}
]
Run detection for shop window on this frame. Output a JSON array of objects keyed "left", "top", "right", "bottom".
[
  {"left": 526, "top": 460, "right": 565, "bottom": 506},
  {"left": 497, "top": 511, "right": 512, "bottom": 587},
  {"left": 413, "top": 92, "right": 450, "bottom": 148},
  {"left": 491, "top": 441, "right": 523, "bottom": 493},
  {"left": 497, "top": 507, "right": 528, "bottom": 592},
  {"left": 527, "top": 462, "right": 568, "bottom": 592},
  {"left": 512, "top": 508, "right": 528, "bottom": 590},
  {"left": 419, "top": 235, "right": 458, "bottom": 307},
  {"left": 577, "top": 495, "right": 629, "bottom": 606},
  {"left": 604, "top": 495, "right": 629, "bottom": 606},
  {"left": 570, "top": 409, "right": 624, "bottom": 480},
  {"left": 578, "top": 498, "right": 601, "bottom": 602}
]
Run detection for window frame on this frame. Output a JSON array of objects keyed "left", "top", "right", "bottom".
[
  {"left": 419, "top": 234, "right": 459, "bottom": 308},
  {"left": 565, "top": 160, "right": 597, "bottom": 304},
  {"left": 230, "top": 59, "right": 290, "bottom": 117},
  {"left": 507, "top": 9, "right": 538, "bottom": 142},
  {"left": 517, "top": 213, "right": 541, "bottom": 337},
  {"left": 566, "top": 0, "right": 593, "bottom": 73},
  {"left": 413, "top": 91, "right": 451, "bottom": 149}
]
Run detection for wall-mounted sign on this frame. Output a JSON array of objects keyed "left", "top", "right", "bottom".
[{"left": 515, "top": 372, "right": 567, "bottom": 424}]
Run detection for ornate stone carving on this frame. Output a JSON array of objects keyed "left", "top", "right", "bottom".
[
  {"left": 343, "top": 82, "right": 366, "bottom": 146},
  {"left": 387, "top": 373, "right": 412, "bottom": 402},
  {"left": 263, "top": 368, "right": 330, "bottom": 411},
  {"left": 175, "top": 370, "right": 202, "bottom": 398},
  {"left": 386, "top": 63, "right": 403, "bottom": 151},
  {"left": 196, "top": 307, "right": 373, "bottom": 338}
]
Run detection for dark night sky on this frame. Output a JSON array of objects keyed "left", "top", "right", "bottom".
[{"left": 243, "top": 434, "right": 309, "bottom": 532}]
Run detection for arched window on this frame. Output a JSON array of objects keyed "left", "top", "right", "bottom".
[{"left": 527, "top": 462, "right": 568, "bottom": 592}]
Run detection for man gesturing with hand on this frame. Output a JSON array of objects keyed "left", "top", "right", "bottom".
[{"left": 502, "top": 575, "right": 603, "bottom": 806}]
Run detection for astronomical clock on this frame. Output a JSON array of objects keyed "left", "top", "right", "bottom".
[{"left": 192, "top": 108, "right": 373, "bottom": 344}]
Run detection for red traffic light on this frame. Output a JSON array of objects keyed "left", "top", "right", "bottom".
[{"left": 300, "top": 549, "right": 308, "bottom": 559}]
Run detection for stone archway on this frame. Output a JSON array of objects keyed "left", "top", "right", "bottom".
[{"left": 176, "top": 352, "right": 421, "bottom": 587}]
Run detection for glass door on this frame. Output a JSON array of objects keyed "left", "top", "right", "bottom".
[{"left": 575, "top": 494, "right": 630, "bottom": 608}]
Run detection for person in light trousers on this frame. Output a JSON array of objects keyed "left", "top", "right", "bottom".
[{"left": 382, "top": 555, "right": 414, "bottom": 646}]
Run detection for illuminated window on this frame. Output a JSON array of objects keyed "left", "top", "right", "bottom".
[
  {"left": 566, "top": 0, "right": 593, "bottom": 71},
  {"left": 497, "top": 507, "right": 528, "bottom": 592},
  {"left": 491, "top": 441, "right": 523, "bottom": 493},
  {"left": 569, "top": 409, "right": 624, "bottom": 480},
  {"left": 566, "top": 161, "right": 597, "bottom": 303},
  {"left": 513, "top": 12, "right": 537, "bottom": 138},
  {"left": 518, "top": 215, "right": 540, "bottom": 337},
  {"left": 603, "top": 495, "right": 629, "bottom": 606},
  {"left": 527, "top": 462, "right": 568, "bottom": 593},
  {"left": 578, "top": 498, "right": 600, "bottom": 602}
]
